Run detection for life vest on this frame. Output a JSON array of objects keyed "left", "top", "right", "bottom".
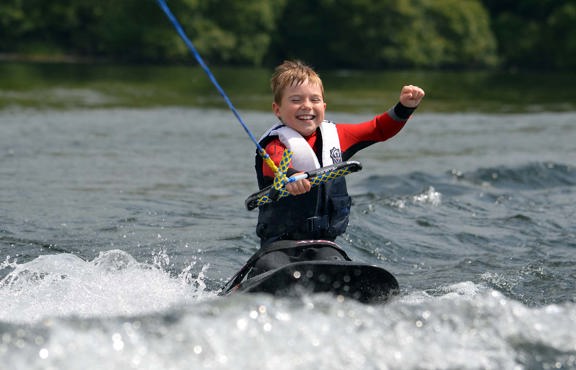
[
  {"left": 259, "top": 121, "right": 343, "bottom": 170},
  {"left": 255, "top": 121, "right": 352, "bottom": 246}
]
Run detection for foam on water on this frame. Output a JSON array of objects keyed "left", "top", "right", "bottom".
[
  {"left": 0, "top": 250, "right": 213, "bottom": 324},
  {"left": 1, "top": 252, "right": 576, "bottom": 370}
]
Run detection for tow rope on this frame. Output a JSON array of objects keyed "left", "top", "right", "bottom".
[
  {"left": 157, "top": 0, "right": 362, "bottom": 208},
  {"left": 156, "top": 0, "right": 284, "bottom": 181}
]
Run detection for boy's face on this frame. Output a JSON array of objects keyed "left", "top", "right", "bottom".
[{"left": 272, "top": 80, "right": 326, "bottom": 137}]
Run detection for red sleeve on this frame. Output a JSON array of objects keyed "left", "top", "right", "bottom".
[
  {"left": 336, "top": 111, "right": 407, "bottom": 158},
  {"left": 262, "top": 138, "right": 288, "bottom": 178},
  {"left": 261, "top": 110, "right": 407, "bottom": 177}
]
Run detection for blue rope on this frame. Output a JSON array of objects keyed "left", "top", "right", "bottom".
[{"left": 156, "top": 0, "right": 265, "bottom": 153}]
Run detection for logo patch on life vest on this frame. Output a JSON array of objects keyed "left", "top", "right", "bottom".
[{"left": 330, "top": 147, "right": 342, "bottom": 164}]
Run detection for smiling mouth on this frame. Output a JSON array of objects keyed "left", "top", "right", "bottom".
[{"left": 297, "top": 114, "right": 315, "bottom": 121}]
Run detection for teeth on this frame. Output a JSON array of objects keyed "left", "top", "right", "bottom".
[{"left": 298, "top": 115, "right": 314, "bottom": 120}]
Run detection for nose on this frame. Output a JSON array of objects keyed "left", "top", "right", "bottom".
[{"left": 300, "top": 98, "right": 313, "bottom": 109}]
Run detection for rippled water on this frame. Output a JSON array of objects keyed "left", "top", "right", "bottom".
[{"left": 1, "top": 106, "right": 575, "bottom": 369}]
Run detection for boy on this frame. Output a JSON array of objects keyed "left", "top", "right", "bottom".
[{"left": 255, "top": 60, "right": 425, "bottom": 248}]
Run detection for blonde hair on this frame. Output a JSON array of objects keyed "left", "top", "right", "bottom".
[{"left": 270, "top": 60, "right": 324, "bottom": 104}]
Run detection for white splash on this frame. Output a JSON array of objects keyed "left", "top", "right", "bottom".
[
  {"left": 390, "top": 186, "right": 442, "bottom": 208},
  {"left": 412, "top": 186, "right": 442, "bottom": 206},
  {"left": 0, "top": 250, "right": 213, "bottom": 324}
]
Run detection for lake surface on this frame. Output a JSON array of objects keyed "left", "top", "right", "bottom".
[{"left": 1, "top": 63, "right": 575, "bottom": 369}]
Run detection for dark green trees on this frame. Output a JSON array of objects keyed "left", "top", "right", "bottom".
[
  {"left": 0, "top": 0, "right": 573, "bottom": 70},
  {"left": 269, "top": 0, "right": 497, "bottom": 69}
]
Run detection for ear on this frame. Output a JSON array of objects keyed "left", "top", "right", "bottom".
[{"left": 272, "top": 102, "right": 281, "bottom": 118}]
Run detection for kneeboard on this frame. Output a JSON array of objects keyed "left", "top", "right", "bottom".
[{"left": 227, "top": 261, "right": 399, "bottom": 304}]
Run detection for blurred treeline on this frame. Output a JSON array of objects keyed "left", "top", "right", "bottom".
[{"left": 1, "top": 0, "right": 574, "bottom": 70}]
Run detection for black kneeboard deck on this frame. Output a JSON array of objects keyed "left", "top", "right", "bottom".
[{"left": 224, "top": 260, "right": 399, "bottom": 304}]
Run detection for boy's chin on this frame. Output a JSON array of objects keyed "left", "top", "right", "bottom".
[
  {"left": 295, "top": 127, "right": 317, "bottom": 137},
  {"left": 288, "top": 122, "right": 320, "bottom": 136}
]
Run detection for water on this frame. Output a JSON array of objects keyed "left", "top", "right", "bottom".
[{"left": 1, "top": 76, "right": 576, "bottom": 369}]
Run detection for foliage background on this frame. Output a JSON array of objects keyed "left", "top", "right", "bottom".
[{"left": 0, "top": 0, "right": 574, "bottom": 70}]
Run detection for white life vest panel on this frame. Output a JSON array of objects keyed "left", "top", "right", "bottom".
[{"left": 260, "top": 121, "right": 342, "bottom": 171}]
